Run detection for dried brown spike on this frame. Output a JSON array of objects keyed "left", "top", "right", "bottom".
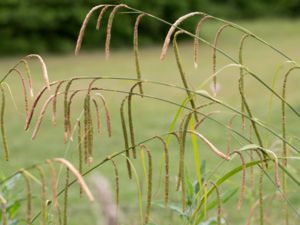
[
  {"left": 212, "top": 24, "right": 232, "bottom": 96},
  {"left": 187, "top": 130, "right": 231, "bottom": 160},
  {"left": 134, "top": 13, "right": 145, "bottom": 95},
  {"left": 0, "top": 194, "right": 7, "bottom": 225},
  {"left": 52, "top": 80, "right": 66, "bottom": 126},
  {"left": 32, "top": 94, "right": 57, "bottom": 140},
  {"left": 25, "top": 54, "right": 50, "bottom": 90},
  {"left": 105, "top": 4, "right": 128, "bottom": 59},
  {"left": 25, "top": 81, "right": 59, "bottom": 131},
  {"left": 160, "top": 12, "right": 201, "bottom": 60},
  {"left": 96, "top": 5, "right": 110, "bottom": 30},
  {"left": 53, "top": 158, "right": 95, "bottom": 201},
  {"left": 194, "top": 15, "right": 211, "bottom": 68},
  {"left": 75, "top": 5, "right": 106, "bottom": 55}
]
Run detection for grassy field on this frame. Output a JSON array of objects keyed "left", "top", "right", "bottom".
[{"left": 1, "top": 18, "right": 300, "bottom": 224}]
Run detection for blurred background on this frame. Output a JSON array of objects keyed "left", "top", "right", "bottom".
[{"left": 1, "top": 0, "right": 300, "bottom": 55}]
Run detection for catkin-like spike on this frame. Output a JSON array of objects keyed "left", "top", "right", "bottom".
[
  {"left": 96, "top": 5, "right": 110, "bottom": 30},
  {"left": 188, "top": 130, "right": 231, "bottom": 160},
  {"left": 92, "top": 97, "right": 101, "bottom": 134},
  {"left": 173, "top": 31, "right": 199, "bottom": 122},
  {"left": 32, "top": 94, "right": 57, "bottom": 139},
  {"left": 64, "top": 79, "right": 74, "bottom": 143},
  {"left": 227, "top": 115, "right": 237, "bottom": 155},
  {"left": 19, "top": 59, "right": 34, "bottom": 97},
  {"left": 45, "top": 160, "right": 62, "bottom": 225},
  {"left": 26, "top": 81, "right": 59, "bottom": 130},
  {"left": 144, "top": 149, "right": 152, "bottom": 224},
  {"left": 53, "top": 158, "right": 94, "bottom": 201},
  {"left": 63, "top": 168, "right": 70, "bottom": 225},
  {"left": 35, "top": 165, "right": 47, "bottom": 225},
  {"left": 209, "top": 182, "right": 221, "bottom": 225},
  {"left": 8, "top": 68, "right": 29, "bottom": 116},
  {"left": 105, "top": 4, "right": 128, "bottom": 59},
  {"left": 67, "top": 90, "right": 81, "bottom": 137},
  {"left": 239, "top": 34, "right": 251, "bottom": 129},
  {"left": 259, "top": 168, "right": 264, "bottom": 225},
  {"left": 134, "top": 13, "right": 145, "bottom": 95},
  {"left": 264, "top": 149, "right": 281, "bottom": 187},
  {"left": 127, "top": 82, "right": 142, "bottom": 159},
  {"left": 95, "top": 93, "right": 112, "bottom": 137},
  {"left": 154, "top": 136, "right": 169, "bottom": 207},
  {"left": 160, "top": 12, "right": 201, "bottom": 60},
  {"left": 75, "top": 5, "right": 106, "bottom": 55},
  {"left": 0, "top": 85, "right": 8, "bottom": 161},
  {"left": 77, "top": 119, "right": 83, "bottom": 195},
  {"left": 120, "top": 96, "right": 132, "bottom": 179},
  {"left": 19, "top": 169, "right": 32, "bottom": 225},
  {"left": 212, "top": 24, "right": 232, "bottom": 96},
  {"left": 83, "top": 95, "right": 93, "bottom": 164},
  {"left": 52, "top": 80, "right": 66, "bottom": 126},
  {"left": 25, "top": 54, "right": 50, "bottom": 90},
  {"left": 0, "top": 194, "right": 7, "bottom": 225},
  {"left": 231, "top": 151, "right": 246, "bottom": 210},
  {"left": 194, "top": 15, "right": 211, "bottom": 68},
  {"left": 110, "top": 159, "right": 119, "bottom": 206}
]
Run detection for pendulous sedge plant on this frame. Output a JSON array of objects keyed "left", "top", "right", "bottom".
[{"left": 1, "top": 3, "right": 300, "bottom": 225}]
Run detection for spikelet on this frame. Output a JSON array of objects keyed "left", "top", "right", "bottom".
[
  {"left": 25, "top": 81, "right": 58, "bottom": 130},
  {"left": 67, "top": 90, "right": 81, "bottom": 138},
  {"left": 155, "top": 136, "right": 169, "bottom": 207},
  {"left": 19, "top": 59, "right": 34, "bottom": 97},
  {"left": 77, "top": 119, "right": 83, "bottom": 195},
  {"left": 35, "top": 165, "right": 47, "bottom": 225},
  {"left": 127, "top": 82, "right": 142, "bottom": 159},
  {"left": 239, "top": 34, "right": 251, "bottom": 129},
  {"left": 209, "top": 182, "right": 221, "bottom": 225},
  {"left": 9, "top": 68, "right": 29, "bottom": 116},
  {"left": 227, "top": 115, "right": 237, "bottom": 155},
  {"left": 173, "top": 31, "right": 199, "bottom": 122},
  {"left": 25, "top": 54, "right": 50, "bottom": 90},
  {"left": 63, "top": 168, "right": 70, "bottom": 225},
  {"left": 75, "top": 5, "right": 106, "bottom": 55},
  {"left": 96, "top": 5, "right": 110, "bottom": 30},
  {"left": 134, "top": 14, "right": 145, "bottom": 95},
  {"left": 231, "top": 151, "right": 246, "bottom": 210},
  {"left": 92, "top": 97, "right": 101, "bottom": 134},
  {"left": 0, "top": 85, "right": 8, "bottom": 161},
  {"left": 212, "top": 24, "right": 231, "bottom": 96},
  {"left": 95, "top": 93, "right": 112, "bottom": 137},
  {"left": 105, "top": 4, "right": 128, "bottom": 59},
  {"left": 0, "top": 194, "right": 7, "bottom": 225},
  {"left": 194, "top": 15, "right": 211, "bottom": 68},
  {"left": 52, "top": 80, "right": 66, "bottom": 126},
  {"left": 19, "top": 169, "right": 32, "bottom": 225},
  {"left": 120, "top": 96, "right": 132, "bottom": 179},
  {"left": 144, "top": 149, "right": 152, "bottom": 224},
  {"left": 160, "top": 12, "right": 201, "bottom": 60},
  {"left": 32, "top": 94, "right": 56, "bottom": 140},
  {"left": 110, "top": 159, "right": 119, "bottom": 206},
  {"left": 53, "top": 158, "right": 94, "bottom": 201},
  {"left": 45, "top": 159, "right": 61, "bottom": 224},
  {"left": 188, "top": 130, "right": 231, "bottom": 160}
]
